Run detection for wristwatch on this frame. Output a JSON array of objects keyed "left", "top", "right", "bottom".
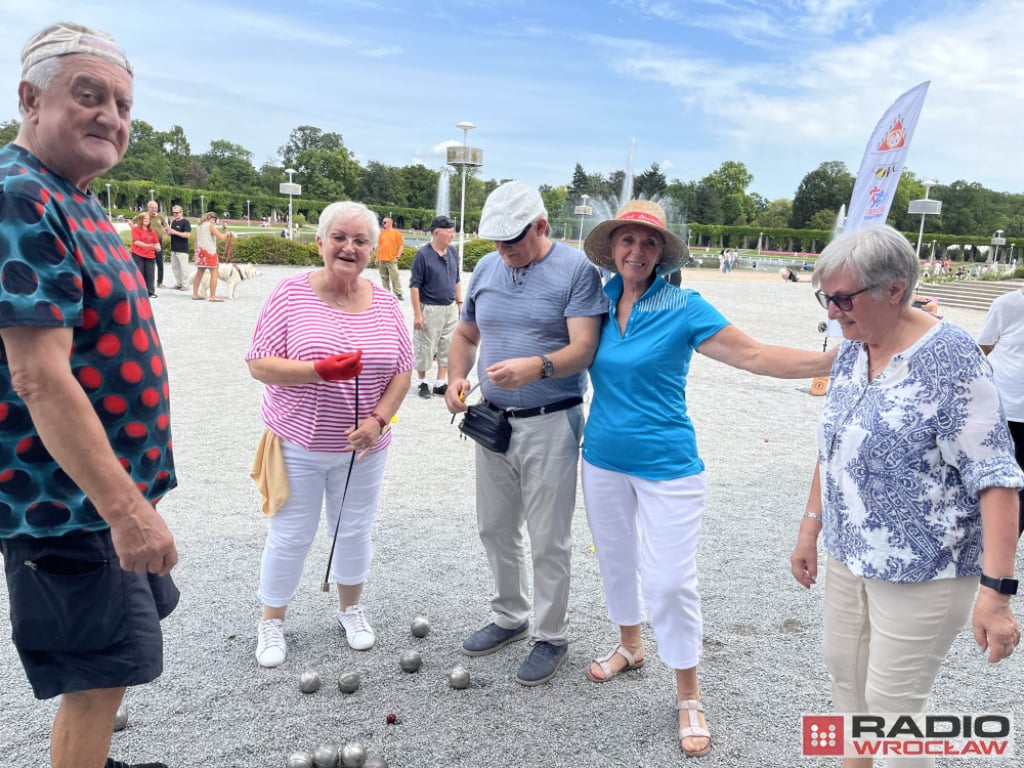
[
  {"left": 979, "top": 574, "right": 1019, "bottom": 595},
  {"left": 539, "top": 355, "right": 555, "bottom": 379},
  {"left": 370, "top": 412, "right": 390, "bottom": 435}
]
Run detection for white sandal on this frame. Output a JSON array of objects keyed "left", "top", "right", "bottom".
[
  {"left": 585, "top": 643, "right": 644, "bottom": 682},
  {"left": 677, "top": 698, "right": 712, "bottom": 757}
]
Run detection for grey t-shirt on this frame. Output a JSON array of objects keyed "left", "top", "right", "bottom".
[{"left": 463, "top": 241, "right": 606, "bottom": 409}]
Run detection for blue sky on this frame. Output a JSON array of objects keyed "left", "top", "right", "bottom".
[{"left": 1, "top": 0, "right": 1020, "bottom": 202}]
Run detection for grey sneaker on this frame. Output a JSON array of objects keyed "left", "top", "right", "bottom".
[
  {"left": 515, "top": 641, "right": 568, "bottom": 686},
  {"left": 417, "top": 382, "right": 431, "bottom": 398},
  {"left": 462, "top": 621, "right": 530, "bottom": 657}
]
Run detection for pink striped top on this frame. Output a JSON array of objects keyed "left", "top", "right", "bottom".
[{"left": 246, "top": 272, "right": 413, "bottom": 452}]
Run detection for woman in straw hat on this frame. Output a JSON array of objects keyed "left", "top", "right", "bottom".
[{"left": 580, "top": 200, "right": 833, "bottom": 757}]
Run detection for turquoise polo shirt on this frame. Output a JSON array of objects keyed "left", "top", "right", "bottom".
[{"left": 583, "top": 275, "right": 729, "bottom": 481}]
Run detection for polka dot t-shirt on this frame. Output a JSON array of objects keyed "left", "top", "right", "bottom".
[{"left": 0, "top": 144, "right": 176, "bottom": 538}]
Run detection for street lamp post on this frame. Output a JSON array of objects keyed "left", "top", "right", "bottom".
[
  {"left": 246, "top": 199, "right": 251, "bottom": 226},
  {"left": 105, "top": 183, "right": 112, "bottom": 218},
  {"left": 991, "top": 229, "right": 1006, "bottom": 267},
  {"left": 281, "top": 168, "right": 300, "bottom": 240},
  {"left": 575, "top": 194, "right": 591, "bottom": 249},
  {"left": 200, "top": 194, "right": 204, "bottom": 216},
  {"left": 909, "top": 180, "right": 941, "bottom": 259},
  {"left": 149, "top": 188, "right": 155, "bottom": 202}
]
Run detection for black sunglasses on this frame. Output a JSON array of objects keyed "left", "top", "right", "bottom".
[
  {"left": 814, "top": 285, "right": 876, "bottom": 312},
  {"left": 497, "top": 222, "right": 533, "bottom": 245}
]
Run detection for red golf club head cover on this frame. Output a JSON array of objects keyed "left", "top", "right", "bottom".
[{"left": 314, "top": 349, "right": 363, "bottom": 381}]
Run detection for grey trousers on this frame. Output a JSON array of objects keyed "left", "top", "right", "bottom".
[{"left": 473, "top": 405, "right": 583, "bottom": 644}]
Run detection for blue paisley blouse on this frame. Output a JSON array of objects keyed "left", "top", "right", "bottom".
[{"left": 819, "top": 321, "right": 1024, "bottom": 584}]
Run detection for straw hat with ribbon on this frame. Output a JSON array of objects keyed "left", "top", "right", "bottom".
[{"left": 583, "top": 200, "right": 688, "bottom": 276}]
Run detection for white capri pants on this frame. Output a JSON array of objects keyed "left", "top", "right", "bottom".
[
  {"left": 259, "top": 440, "right": 388, "bottom": 607},
  {"left": 582, "top": 460, "right": 707, "bottom": 670},
  {"left": 824, "top": 556, "right": 977, "bottom": 768}
]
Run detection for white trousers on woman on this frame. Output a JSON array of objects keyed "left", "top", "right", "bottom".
[
  {"left": 824, "top": 556, "right": 977, "bottom": 768},
  {"left": 259, "top": 440, "right": 388, "bottom": 607},
  {"left": 581, "top": 461, "right": 707, "bottom": 669}
]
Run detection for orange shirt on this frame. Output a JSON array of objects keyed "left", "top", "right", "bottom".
[{"left": 377, "top": 228, "right": 404, "bottom": 262}]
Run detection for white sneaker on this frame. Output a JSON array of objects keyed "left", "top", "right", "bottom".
[
  {"left": 336, "top": 605, "right": 375, "bottom": 650},
  {"left": 256, "top": 618, "right": 287, "bottom": 667}
]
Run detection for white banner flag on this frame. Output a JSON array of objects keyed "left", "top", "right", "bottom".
[{"left": 844, "top": 81, "right": 930, "bottom": 232}]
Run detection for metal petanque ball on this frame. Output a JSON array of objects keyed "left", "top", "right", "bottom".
[
  {"left": 299, "top": 671, "right": 322, "bottom": 694},
  {"left": 312, "top": 744, "right": 340, "bottom": 768},
  {"left": 340, "top": 742, "right": 367, "bottom": 768},
  {"left": 337, "top": 671, "right": 361, "bottom": 694},
  {"left": 410, "top": 615, "right": 430, "bottom": 638},
  {"left": 112, "top": 706, "right": 128, "bottom": 732},
  {"left": 286, "top": 752, "right": 314, "bottom": 768},
  {"left": 363, "top": 757, "right": 388, "bottom": 768},
  {"left": 447, "top": 665, "right": 471, "bottom": 689},
  {"left": 398, "top": 650, "right": 422, "bottom": 673}
]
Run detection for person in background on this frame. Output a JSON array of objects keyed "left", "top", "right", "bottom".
[
  {"left": 410, "top": 215, "right": 461, "bottom": 398},
  {"left": 167, "top": 204, "right": 191, "bottom": 290},
  {"left": 146, "top": 199, "right": 167, "bottom": 288},
  {"left": 445, "top": 181, "right": 606, "bottom": 686},
  {"left": 978, "top": 283, "right": 1024, "bottom": 536},
  {"left": 375, "top": 216, "right": 404, "bottom": 299},
  {"left": 791, "top": 224, "right": 1021, "bottom": 768},
  {"left": 246, "top": 200, "right": 412, "bottom": 668},
  {"left": 130, "top": 211, "right": 159, "bottom": 298},
  {"left": 0, "top": 21, "right": 178, "bottom": 768},
  {"left": 581, "top": 200, "right": 834, "bottom": 757},
  {"left": 192, "top": 211, "right": 229, "bottom": 302}
]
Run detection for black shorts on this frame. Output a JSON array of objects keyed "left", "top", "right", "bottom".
[{"left": 1, "top": 529, "right": 179, "bottom": 700}]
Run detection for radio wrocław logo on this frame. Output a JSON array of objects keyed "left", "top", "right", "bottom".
[{"left": 802, "top": 714, "right": 1013, "bottom": 759}]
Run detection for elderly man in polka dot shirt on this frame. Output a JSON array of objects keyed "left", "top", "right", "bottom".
[{"left": 0, "top": 22, "right": 178, "bottom": 768}]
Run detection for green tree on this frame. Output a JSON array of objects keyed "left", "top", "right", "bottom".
[
  {"left": 0, "top": 119, "right": 19, "bottom": 145},
  {"left": 664, "top": 179, "right": 698, "bottom": 221},
  {"left": 201, "top": 139, "right": 258, "bottom": 191},
  {"left": 538, "top": 184, "right": 569, "bottom": 218},
  {"left": 397, "top": 164, "right": 438, "bottom": 210},
  {"left": 791, "top": 161, "right": 854, "bottom": 228},
  {"left": 359, "top": 160, "right": 406, "bottom": 206},
  {"left": 161, "top": 125, "right": 191, "bottom": 187},
  {"left": 757, "top": 198, "right": 793, "bottom": 228},
  {"left": 705, "top": 160, "right": 753, "bottom": 196},
  {"left": 113, "top": 119, "right": 167, "bottom": 182},
  {"left": 808, "top": 209, "right": 839, "bottom": 230},
  {"left": 693, "top": 180, "right": 724, "bottom": 224},
  {"left": 569, "top": 163, "right": 588, "bottom": 199},
  {"left": 634, "top": 162, "right": 667, "bottom": 199},
  {"left": 279, "top": 125, "right": 361, "bottom": 200}
]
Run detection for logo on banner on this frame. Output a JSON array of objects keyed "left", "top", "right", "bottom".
[
  {"left": 877, "top": 116, "right": 906, "bottom": 151},
  {"left": 874, "top": 163, "right": 899, "bottom": 179},
  {"left": 801, "top": 714, "right": 1013, "bottom": 758},
  {"left": 866, "top": 186, "right": 887, "bottom": 217}
]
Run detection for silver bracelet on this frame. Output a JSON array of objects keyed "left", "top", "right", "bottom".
[{"left": 803, "top": 512, "right": 823, "bottom": 522}]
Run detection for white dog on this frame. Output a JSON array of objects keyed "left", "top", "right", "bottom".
[{"left": 188, "top": 262, "right": 258, "bottom": 299}]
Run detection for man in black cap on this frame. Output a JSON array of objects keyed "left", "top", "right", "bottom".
[{"left": 409, "top": 215, "right": 462, "bottom": 398}]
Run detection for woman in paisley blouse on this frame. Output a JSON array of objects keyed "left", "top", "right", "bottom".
[{"left": 790, "top": 224, "right": 1022, "bottom": 768}]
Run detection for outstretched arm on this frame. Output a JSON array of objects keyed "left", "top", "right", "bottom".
[{"left": 699, "top": 324, "right": 835, "bottom": 378}]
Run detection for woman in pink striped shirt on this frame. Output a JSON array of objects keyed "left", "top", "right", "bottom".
[{"left": 246, "top": 201, "right": 413, "bottom": 668}]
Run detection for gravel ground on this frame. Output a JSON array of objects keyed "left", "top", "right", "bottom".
[{"left": 1, "top": 265, "right": 1021, "bottom": 768}]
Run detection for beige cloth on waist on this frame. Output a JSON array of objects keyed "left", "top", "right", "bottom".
[{"left": 250, "top": 428, "right": 289, "bottom": 517}]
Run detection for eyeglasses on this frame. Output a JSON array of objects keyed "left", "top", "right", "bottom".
[
  {"left": 497, "top": 223, "right": 533, "bottom": 245},
  {"left": 814, "top": 286, "right": 876, "bottom": 312}
]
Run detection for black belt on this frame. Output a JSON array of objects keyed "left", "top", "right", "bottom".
[{"left": 488, "top": 396, "right": 582, "bottom": 419}]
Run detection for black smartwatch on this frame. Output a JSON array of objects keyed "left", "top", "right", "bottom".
[
  {"left": 540, "top": 355, "right": 554, "bottom": 379},
  {"left": 979, "top": 574, "right": 1019, "bottom": 595}
]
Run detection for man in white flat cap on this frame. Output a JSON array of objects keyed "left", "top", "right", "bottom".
[
  {"left": 0, "top": 22, "right": 177, "bottom": 768},
  {"left": 445, "top": 181, "right": 605, "bottom": 685}
]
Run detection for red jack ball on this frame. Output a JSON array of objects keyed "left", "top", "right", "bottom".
[{"left": 386, "top": 713, "right": 397, "bottom": 724}]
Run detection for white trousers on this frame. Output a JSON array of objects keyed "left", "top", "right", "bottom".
[
  {"left": 169, "top": 250, "right": 189, "bottom": 288},
  {"left": 823, "top": 556, "right": 977, "bottom": 768},
  {"left": 259, "top": 441, "right": 388, "bottom": 607},
  {"left": 581, "top": 461, "right": 707, "bottom": 669}
]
